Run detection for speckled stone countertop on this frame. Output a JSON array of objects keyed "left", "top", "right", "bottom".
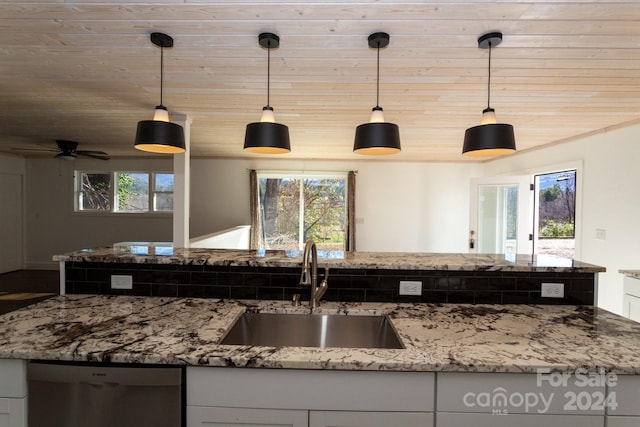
[
  {"left": 1, "top": 295, "right": 638, "bottom": 373},
  {"left": 53, "top": 245, "right": 605, "bottom": 273},
  {"left": 620, "top": 270, "right": 640, "bottom": 280}
]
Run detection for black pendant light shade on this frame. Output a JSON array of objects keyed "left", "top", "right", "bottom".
[
  {"left": 134, "top": 32, "right": 185, "bottom": 154},
  {"left": 135, "top": 119, "right": 185, "bottom": 153},
  {"left": 462, "top": 32, "right": 516, "bottom": 157},
  {"left": 353, "top": 32, "right": 401, "bottom": 155},
  {"left": 463, "top": 123, "right": 515, "bottom": 157},
  {"left": 244, "top": 33, "right": 291, "bottom": 154},
  {"left": 354, "top": 122, "right": 400, "bottom": 154},
  {"left": 244, "top": 121, "right": 290, "bottom": 154}
]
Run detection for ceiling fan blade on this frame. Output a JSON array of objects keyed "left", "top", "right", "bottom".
[
  {"left": 76, "top": 150, "right": 110, "bottom": 160},
  {"left": 10, "top": 147, "right": 59, "bottom": 153}
]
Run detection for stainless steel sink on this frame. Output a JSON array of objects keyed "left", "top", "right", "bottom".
[{"left": 220, "top": 312, "right": 404, "bottom": 349}]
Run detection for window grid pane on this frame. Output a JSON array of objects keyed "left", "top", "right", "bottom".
[
  {"left": 115, "top": 172, "right": 149, "bottom": 212},
  {"left": 78, "top": 173, "right": 111, "bottom": 211}
]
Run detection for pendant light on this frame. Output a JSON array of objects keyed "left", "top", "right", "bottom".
[
  {"left": 353, "top": 32, "right": 401, "bottom": 155},
  {"left": 462, "top": 32, "right": 516, "bottom": 157},
  {"left": 244, "top": 33, "right": 291, "bottom": 154},
  {"left": 134, "top": 32, "right": 185, "bottom": 154}
]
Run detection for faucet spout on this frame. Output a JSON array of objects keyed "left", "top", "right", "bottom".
[{"left": 299, "top": 239, "right": 328, "bottom": 308}]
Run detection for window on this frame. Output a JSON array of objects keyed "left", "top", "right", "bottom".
[
  {"left": 534, "top": 170, "right": 576, "bottom": 258},
  {"left": 256, "top": 172, "right": 347, "bottom": 251},
  {"left": 75, "top": 171, "right": 173, "bottom": 213}
]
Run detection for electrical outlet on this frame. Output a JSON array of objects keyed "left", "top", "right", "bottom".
[
  {"left": 541, "top": 283, "right": 564, "bottom": 298},
  {"left": 596, "top": 229, "right": 606, "bottom": 240},
  {"left": 399, "top": 281, "right": 422, "bottom": 296},
  {"left": 111, "top": 275, "right": 133, "bottom": 290}
]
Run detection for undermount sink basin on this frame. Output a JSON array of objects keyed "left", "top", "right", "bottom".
[{"left": 220, "top": 312, "right": 404, "bottom": 349}]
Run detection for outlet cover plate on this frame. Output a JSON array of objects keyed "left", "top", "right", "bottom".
[
  {"left": 399, "top": 281, "right": 422, "bottom": 296},
  {"left": 541, "top": 282, "right": 564, "bottom": 298},
  {"left": 111, "top": 275, "right": 133, "bottom": 290}
]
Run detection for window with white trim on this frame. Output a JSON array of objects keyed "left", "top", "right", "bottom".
[{"left": 75, "top": 171, "right": 173, "bottom": 213}]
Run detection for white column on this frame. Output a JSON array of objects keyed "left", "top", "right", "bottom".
[{"left": 172, "top": 114, "right": 191, "bottom": 248}]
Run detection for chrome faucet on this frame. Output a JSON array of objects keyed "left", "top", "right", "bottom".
[{"left": 299, "top": 239, "right": 329, "bottom": 308}]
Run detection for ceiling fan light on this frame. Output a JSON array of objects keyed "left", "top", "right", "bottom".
[{"left": 55, "top": 153, "right": 77, "bottom": 161}]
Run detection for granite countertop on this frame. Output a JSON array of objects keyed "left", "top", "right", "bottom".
[
  {"left": 53, "top": 245, "right": 605, "bottom": 273},
  {"left": 620, "top": 270, "right": 640, "bottom": 280},
  {"left": 1, "top": 295, "right": 638, "bottom": 373}
]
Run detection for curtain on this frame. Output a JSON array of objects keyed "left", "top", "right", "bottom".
[
  {"left": 249, "top": 169, "right": 259, "bottom": 250},
  {"left": 346, "top": 170, "right": 356, "bottom": 252}
]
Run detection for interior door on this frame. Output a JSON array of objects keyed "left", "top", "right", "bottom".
[
  {"left": 0, "top": 173, "right": 23, "bottom": 273},
  {"left": 469, "top": 176, "right": 533, "bottom": 256}
]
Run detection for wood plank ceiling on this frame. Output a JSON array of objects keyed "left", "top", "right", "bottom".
[{"left": 1, "top": 1, "right": 639, "bottom": 162}]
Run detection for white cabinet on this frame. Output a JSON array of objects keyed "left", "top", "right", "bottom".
[
  {"left": 605, "top": 374, "right": 640, "bottom": 426},
  {"left": 0, "top": 360, "right": 27, "bottom": 427},
  {"left": 186, "top": 367, "right": 434, "bottom": 427},
  {"left": 606, "top": 417, "right": 640, "bottom": 427},
  {"left": 437, "top": 412, "right": 602, "bottom": 427},
  {"left": 437, "top": 372, "right": 605, "bottom": 426},
  {"left": 188, "top": 406, "right": 307, "bottom": 427},
  {"left": 623, "top": 276, "right": 640, "bottom": 322},
  {"left": 310, "top": 410, "right": 432, "bottom": 427}
]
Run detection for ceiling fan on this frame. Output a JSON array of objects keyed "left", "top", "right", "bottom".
[{"left": 11, "top": 140, "right": 110, "bottom": 160}]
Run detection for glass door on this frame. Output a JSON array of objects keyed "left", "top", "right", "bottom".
[{"left": 469, "top": 176, "right": 533, "bottom": 257}]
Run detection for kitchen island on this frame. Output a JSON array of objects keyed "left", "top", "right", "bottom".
[
  {"left": 0, "top": 294, "right": 638, "bottom": 372},
  {"left": 54, "top": 245, "right": 605, "bottom": 306},
  {"left": 2, "top": 295, "right": 640, "bottom": 427}
]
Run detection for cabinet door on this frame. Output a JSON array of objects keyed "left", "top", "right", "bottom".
[
  {"left": 606, "top": 417, "right": 640, "bottom": 427},
  {"left": 310, "top": 411, "right": 433, "bottom": 427},
  {"left": 0, "top": 397, "right": 27, "bottom": 427},
  {"left": 625, "top": 294, "right": 640, "bottom": 322},
  {"left": 436, "top": 412, "right": 602, "bottom": 427},
  {"left": 187, "top": 406, "right": 308, "bottom": 427}
]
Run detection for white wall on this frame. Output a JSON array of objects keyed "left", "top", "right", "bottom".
[
  {"left": 484, "top": 122, "right": 640, "bottom": 314},
  {"left": 0, "top": 155, "right": 26, "bottom": 272},
  {"left": 24, "top": 157, "right": 173, "bottom": 269},
  {"left": 189, "top": 158, "right": 482, "bottom": 253}
]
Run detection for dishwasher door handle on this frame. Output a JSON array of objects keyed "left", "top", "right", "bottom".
[{"left": 81, "top": 381, "right": 120, "bottom": 388}]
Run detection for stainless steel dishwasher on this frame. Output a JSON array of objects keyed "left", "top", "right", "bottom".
[{"left": 27, "top": 361, "right": 184, "bottom": 427}]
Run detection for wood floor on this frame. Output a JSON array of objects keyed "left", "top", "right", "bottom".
[{"left": 0, "top": 270, "right": 59, "bottom": 315}]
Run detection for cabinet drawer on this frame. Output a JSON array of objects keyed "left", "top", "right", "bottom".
[
  {"left": 0, "top": 361, "right": 26, "bottom": 398},
  {"left": 437, "top": 372, "right": 605, "bottom": 415},
  {"left": 607, "top": 375, "right": 640, "bottom": 416},
  {"left": 187, "top": 406, "right": 307, "bottom": 427},
  {"left": 0, "top": 397, "right": 27, "bottom": 427},
  {"left": 188, "top": 367, "right": 434, "bottom": 411},
  {"left": 437, "top": 412, "right": 602, "bottom": 427},
  {"left": 310, "top": 410, "right": 433, "bottom": 427}
]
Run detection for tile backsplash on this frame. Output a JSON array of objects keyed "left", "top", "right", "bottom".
[{"left": 64, "top": 262, "right": 595, "bottom": 305}]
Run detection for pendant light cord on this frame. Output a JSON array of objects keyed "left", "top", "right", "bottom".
[
  {"left": 266, "top": 44, "right": 271, "bottom": 108},
  {"left": 375, "top": 42, "right": 381, "bottom": 108},
  {"left": 159, "top": 44, "right": 164, "bottom": 107},
  {"left": 486, "top": 41, "right": 492, "bottom": 110}
]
